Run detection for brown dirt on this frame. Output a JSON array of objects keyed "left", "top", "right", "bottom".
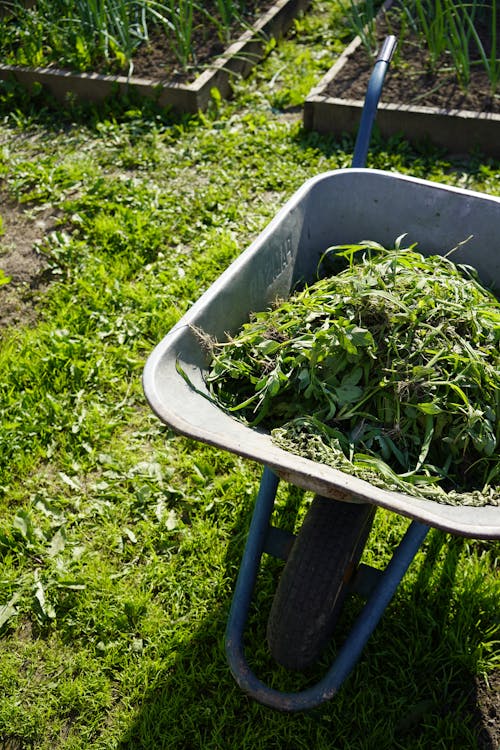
[
  {"left": 130, "top": 24, "right": 227, "bottom": 84},
  {"left": 470, "top": 671, "right": 500, "bottom": 750},
  {"left": 0, "top": 195, "right": 56, "bottom": 328},
  {"left": 325, "top": 7, "right": 500, "bottom": 115}
]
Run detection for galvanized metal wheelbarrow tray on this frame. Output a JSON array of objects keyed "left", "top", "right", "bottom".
[{"left": 143, "top": 41, "right": 500, "bottom": 711}]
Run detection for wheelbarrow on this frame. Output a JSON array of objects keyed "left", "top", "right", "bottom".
[{"left": 143, "top": 37, "right": 500, "bottom": 712}]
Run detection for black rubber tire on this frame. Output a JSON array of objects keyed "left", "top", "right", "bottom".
[{"left": 266, "top": 496, "right": 375, "bottom": 671}]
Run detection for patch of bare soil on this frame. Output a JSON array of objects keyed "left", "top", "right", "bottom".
[
  {"left": 0, "top": 197, "right": 56, "bottom": 328},
  {"left": 325, "top": 9, "right": 500, "bottom": 115},
  {"left": 469, "top": 672, "right": 500, "bottom": 750}
]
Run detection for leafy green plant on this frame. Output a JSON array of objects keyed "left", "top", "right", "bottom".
[
  {"left": 339, "top": 0, "right": 379, "bottom": 56},
  {"left": 464, "top": 0, "right": 499, "bottom": 94},
  {"left": 206, "top": 242, "right": 500, "bottom": 505},
  {"left": 205, "top": 0, "right": 246, "bottom": 43},
  {"left": 216, "top": 0, "right": 244, "bottom": 25},
  {"left": 402, "top": 0, "right": 449, "bottom": 71},
  {"left": 58, "top": 0, "right": 150, "bottom": 74},
  {"left": 345, "top": 0, "right": 500, "bottom": 94},
  {"left": 401, "top": 0, "right": 500, "bottom": 93},
  {"left": 149, "top": 0, "right": 196, "bottom": 69},
  {"left": 0, "top": 1, "right": 46, "bottom": 67},
  {"left": 441, "top": 0, "right": 477, "bottom": 89}
]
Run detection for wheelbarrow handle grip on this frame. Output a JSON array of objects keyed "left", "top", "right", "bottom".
[
  {"left": 352, "top": 35, "right": 397, "bottom": 169},
  {"left": 377, "top": 34, "right": 397, "bottom": 64}
]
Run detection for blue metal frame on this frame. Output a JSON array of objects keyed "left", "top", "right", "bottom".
[
  {"left": 223, "top": 36, "right": 430, "bottom": 711},
  {"left": 352, "top": 35, "right": 397, "bottom": 169},
  {"left": 225, "top": 468, "right": 429, "bottom": 711}
]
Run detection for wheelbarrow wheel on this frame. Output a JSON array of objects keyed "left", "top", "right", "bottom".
[{"left": 266, "top": 495, "right": 375, "bottom": 671}]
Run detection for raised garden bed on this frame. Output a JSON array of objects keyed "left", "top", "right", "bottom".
[
  {"left": 0, "top": 0, "right": 310, "bottom": 113},
  {"left": 304, "top": 0, "right": 500, "bottom": 157}
]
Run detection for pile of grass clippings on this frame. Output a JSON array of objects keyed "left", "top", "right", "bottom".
[{"left": 205, "top": 241, "right": 500, "bottom": 506}]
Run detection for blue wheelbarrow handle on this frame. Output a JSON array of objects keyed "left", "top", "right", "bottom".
[
  {"left": 225, "top": 467, "right": 429, "bottom": 712},
  {"left": 352, "top": 35, "right": 397, "bottom": 169}
]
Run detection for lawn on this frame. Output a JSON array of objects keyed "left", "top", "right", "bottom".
[{"left": 0, "top": 2, "right": 499, "bottom": 748}]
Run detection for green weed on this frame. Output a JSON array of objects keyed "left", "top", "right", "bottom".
[{"left": 205, "top": 242, "right": 500, "bottom": 505}]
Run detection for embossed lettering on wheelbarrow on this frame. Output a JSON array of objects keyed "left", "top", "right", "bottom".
[{"left": 143, "top": 168, "right": 500, "bottom": 540}]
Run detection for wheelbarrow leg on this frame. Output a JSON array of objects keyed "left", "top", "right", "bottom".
[
  {"left": 225, "top": 467, "right": 429, "bottom": 711},
  {"left": 225, "top": 466, "right": 279, "bottom": 659}
]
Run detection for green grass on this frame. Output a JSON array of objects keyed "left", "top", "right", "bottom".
[{"left": 0, "top": 1, "right": 499, "bottom": 747}]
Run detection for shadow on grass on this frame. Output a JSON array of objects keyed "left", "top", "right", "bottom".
[
  {"left": 293, "top": 121, "right": 500, "bottom": 178},
  {"left": 383, "top": 531, "right": 499, "bottom": 750},
  {"left": 116, "top": 492, "right": 498, "bottom": 750},
  {"left": 0, "top": 76, "right": 197, "bottom": 136}
]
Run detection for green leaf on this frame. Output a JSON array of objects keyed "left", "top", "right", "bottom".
[
  {"left": 414, "top": 414, "right": 435, "bottom": 472},
  {"left": 13, "top": 511, "right": 35, "bottom": 543},
  {"left": 256, "top": 339, "right": 281, "bottom": 355},
  {"left": 266, "top": 372, "right": 281, "bottom": 398},
  {"left": 33, "top": 577, "right": 56, "bottom": 621},
  {"left": 48, "top": 527, "right": 67, "bottom": 557},
  {"left": 56, "top": 580, "right": 86, "bottom": 591},
  {"left": 415, "top": 402, "right": 443, "bottom": 415},
  {"left": 0, "top": 593, "right": 20, "bottom": 630},
  {"left": 335, "top": 383, "right": 363, "bottom": 406},
  {"left": 165, "top": 509, "right": 179, "bottom": 531},
  {"left": 13, "top": 513, "right": 29, "bottom": 538},
  {"left": 123, "top": 528, "right": 137, "bottom": 544},
  {"left": 341, "top": 367, "right": 363, "bottom": 387}
]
